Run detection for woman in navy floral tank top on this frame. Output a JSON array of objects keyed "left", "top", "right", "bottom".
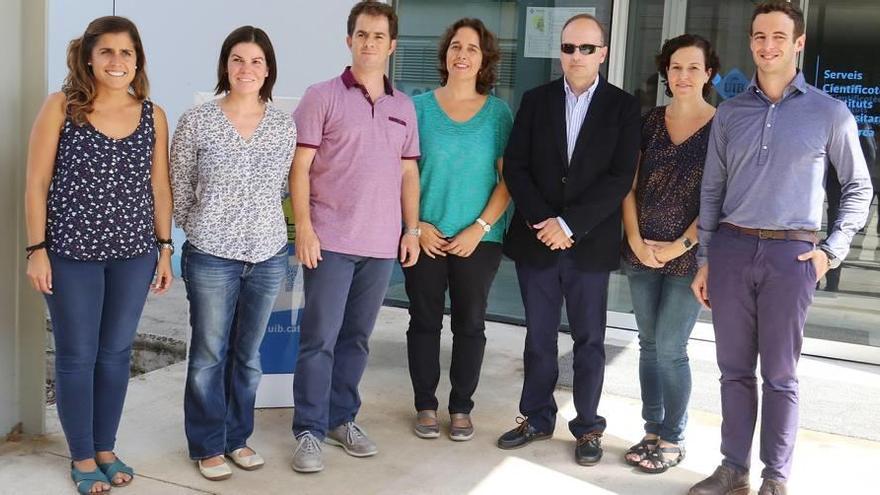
[
  {"left": 24, "top": 16, "right": 172, "bottom": 494},
  {"left": 620, "top": 34, "right": 719, "bottom": 475}
]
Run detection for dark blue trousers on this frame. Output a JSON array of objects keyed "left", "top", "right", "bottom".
[
  {"left": 292, "top": 250, "right": 394, "bottom": 440},
  {"left": 515, "top": 252, "right": 609, "bottom": 438}
]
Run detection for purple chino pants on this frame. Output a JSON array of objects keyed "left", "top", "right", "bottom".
[{"left": 708, "top": 224, "right": 817, "bottom": 482}]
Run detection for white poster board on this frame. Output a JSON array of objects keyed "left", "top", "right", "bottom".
[{"left": 524, "top": 6, "right": 597, "bottom": 59}]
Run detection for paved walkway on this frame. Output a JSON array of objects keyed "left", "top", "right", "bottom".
[{"left": 2, "top": 307, "right": 877, "bottom": 494}]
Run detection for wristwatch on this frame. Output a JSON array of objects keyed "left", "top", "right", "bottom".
[
  {"left": 404, "top": 226, "right": 421, "bottom": 237},
  {"left": 156, "top": 238, "right": 175, "bottom": 255},
  {"left": 681, "top": 237, "right": 694, "bottom": 251},
  {"left": 475, "top": 218, "right": 491, "bottom": 233},
  {"left": 820, "top": 247, "right": 841, "bottom": 269}
]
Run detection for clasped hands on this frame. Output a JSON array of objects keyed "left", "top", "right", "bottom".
[
  {"left": 418, "top": 221, "right": 484, "bottom": 259},
  {"left": 532, "top": 218, "right": 572, "bottom": 250},
  {"left": 631, "top": 238, "right": 686, "bottom": 268}
]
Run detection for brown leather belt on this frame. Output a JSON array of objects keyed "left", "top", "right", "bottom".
[{"left": 721, "top": 223, "right": 819, "bottom": 243}]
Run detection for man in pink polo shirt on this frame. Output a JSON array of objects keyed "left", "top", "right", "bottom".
[{"left": 288, "top": 0, "right": 421, "bottom": 474}]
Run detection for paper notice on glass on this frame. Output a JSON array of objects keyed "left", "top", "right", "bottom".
[{"left": 524, "top": 7, "right": 596, "bottom": 59}]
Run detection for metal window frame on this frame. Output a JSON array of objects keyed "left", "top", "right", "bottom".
[{"left": 389, "top": 0, "right": 879, "bottom": 365}]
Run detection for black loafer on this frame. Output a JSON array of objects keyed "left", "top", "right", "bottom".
[
  {"left": 575, "top": 432, "right": 603, "bottom": 466},
  {"left": 496, "top": 417, "right": 551, "bottom": 450}
]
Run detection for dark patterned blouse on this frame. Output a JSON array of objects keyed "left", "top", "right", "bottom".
[
  {"left": 622, "top": 106, "right": 711, "bottom": 276},
  {"left": 47, "top": 100, "right": 156, "bottom": 261}
]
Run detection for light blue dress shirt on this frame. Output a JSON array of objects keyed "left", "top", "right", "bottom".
[
  {"left": 697, "top": 72, "right": 873, "bottom": 265},
  {"left": 556, "top": 76, "right": 599, "bottom": 238}
]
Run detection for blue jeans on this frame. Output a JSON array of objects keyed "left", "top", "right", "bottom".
[
  {"left": 182, "top": 242, "right": 287, "bottom": 459},
  {"left": 292, "top": 251, "right": 394, "bottom": 440},
  {"left": 625, "top": 262, "right": 700, "bottom": 443},
  {"left": 45, "top": 249, "right": 156, "bottom": 461}
]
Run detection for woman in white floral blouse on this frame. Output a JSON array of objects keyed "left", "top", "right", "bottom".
[{"left": 170, "top": 25, "right": 296, "bottom": 481}]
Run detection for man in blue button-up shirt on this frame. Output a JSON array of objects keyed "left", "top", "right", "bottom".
[{"left": 689, "top": 4, "right": 872, "bottom": 495}]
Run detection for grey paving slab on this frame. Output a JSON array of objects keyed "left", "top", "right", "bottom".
[{"left": 3, "top": 307, "right": 878, "bottom": 495}]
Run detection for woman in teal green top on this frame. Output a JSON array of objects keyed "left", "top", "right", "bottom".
[{"left": 404, "top": 17, "right": 513, "bottom": 442}]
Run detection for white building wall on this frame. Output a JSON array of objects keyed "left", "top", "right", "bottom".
[
  {"left": 0, "top": 0, "right": 25, "bottom": 439},
  {"left": 49, "top": 0, "right": 370, "bottom": 130}
]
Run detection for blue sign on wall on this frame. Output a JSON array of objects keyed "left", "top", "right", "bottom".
[
  {"left": 714, "top": 69, "right": 750, "bottom": 100},
  {"left": 260, "top": 243, "right": 303, "bottom": 374}
]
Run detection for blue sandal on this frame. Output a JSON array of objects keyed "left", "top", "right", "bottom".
[
  {"left": 98, "top": 457, "right": 135, "bottom": 487},
  {"left": 71, "top": 463, "right": 111, "bottom": 494}
]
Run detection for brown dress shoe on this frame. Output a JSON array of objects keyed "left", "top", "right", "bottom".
[
  {"left": 688, "top": 465, "right": 750, "bottom": 495},
  {"left": 758, "top": 479, "right": 786, "bottom": 495}
]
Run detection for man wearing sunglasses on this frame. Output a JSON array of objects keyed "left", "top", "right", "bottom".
[{"left": 498, "top": 13, "right": 640, "bottom": 466}]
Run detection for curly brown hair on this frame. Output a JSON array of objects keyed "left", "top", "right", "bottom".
[
  {"left": 436, "top": 18, "right": 500, "bottom": 95},
  {"left": 62, "top": 16, "right": 149, "bottom": 126},
  {"left": 656, "top": 34, "right": 720, "bottom": 98}
]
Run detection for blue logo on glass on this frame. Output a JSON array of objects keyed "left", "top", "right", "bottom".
[{"left": 714, "top": 69, "right": 750, "bottom": 100}]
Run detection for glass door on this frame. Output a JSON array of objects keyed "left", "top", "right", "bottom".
[{"left": 620, "top": 0, "right": 880, "bottom": 362}]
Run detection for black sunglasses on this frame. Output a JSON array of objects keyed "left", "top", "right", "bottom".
[{"left": 560, "top": 43, "right": 603, "bottom": 55}]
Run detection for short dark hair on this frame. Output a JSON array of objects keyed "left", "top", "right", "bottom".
[
  {"left": 751, "top": 1, "right": 805, "bottom": 38},
  {"left": 656, "top": 34, "right": 721, "bottom": 98},
  {"left": 215, "top": 26, "right": 277, "bottom": 102},
  {"left": 561, "top": 13, "right": 607, "bottom": 46},
  {"left": 437, "top": 18, "right": 501, "bottom": 95},
  {"left": 347, "top": 1, "right": 398, "bottom": 40}
]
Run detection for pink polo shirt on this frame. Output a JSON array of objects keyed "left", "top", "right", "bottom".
[{"left": 294, "top": 67, "right": 420, "bottom": 259}]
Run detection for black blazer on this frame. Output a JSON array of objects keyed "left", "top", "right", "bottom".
[{"left": 502, "top": 76, "right": 641, "bottom": 271}]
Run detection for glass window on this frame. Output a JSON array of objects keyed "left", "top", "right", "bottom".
[
  {"left": 684, "top": 0, "right": 755, "bottom": 106},
  {"left": 802, "top": 0, "right": 880, "bottom": 348},
  {"left": 388, "top": 0, "right": 880, "bottom": 355},
  {"left": 388, "top": 0, "right": 615, "bottom": 327},
  {"left": 622, "top": 0, "right": 664, "bottom": 116}
]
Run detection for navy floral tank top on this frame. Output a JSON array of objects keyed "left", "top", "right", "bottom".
[{"left": 47, "top": 100, "right": 156, "bottom": 261}]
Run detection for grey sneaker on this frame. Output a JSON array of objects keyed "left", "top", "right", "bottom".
[
  {"left": 325, "top": 422, "right": 378, "bottom": 457},
  {"left": 414, "top": 410, "right": 440, "bottom": 439},
  {"left": 449, "top": 413, "right": 474, "bottom": 441},
  {"left": 291, "top": 432, "right": 324, "bottom": 473}
]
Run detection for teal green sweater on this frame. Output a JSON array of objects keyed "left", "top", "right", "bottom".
[{"left": 413, "top": 91, "right": 513, "bottom": 243}]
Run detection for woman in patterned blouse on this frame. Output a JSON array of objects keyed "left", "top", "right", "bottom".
[
  {"left": 24, "top": 16, "right": 173, "bottom": 494},
  {"left": 170, "top": 26, "right": 296, "bottom": 481},
  {"left": 621, "top": 34, "right": 719, "bottom": 474}
]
